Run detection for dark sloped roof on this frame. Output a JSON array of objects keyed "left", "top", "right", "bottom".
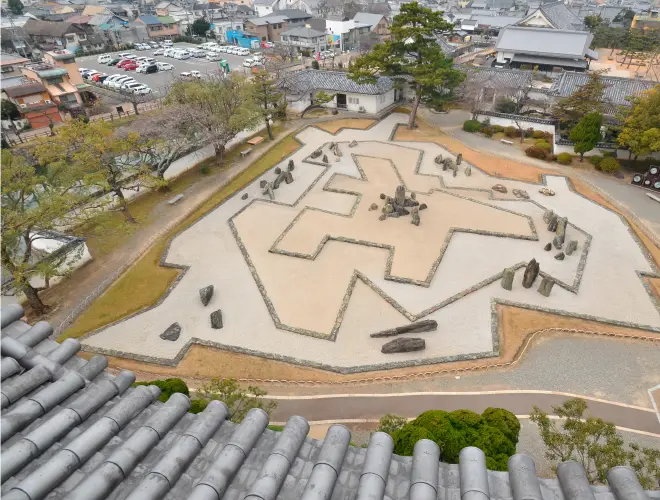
[
  {"left": 137, "top": 14, "right": 162, "bottom": 25},
  {"left": 539, "top": 1, "right": 585, "bottom": 30},
  {"left": 23, "top": 19, "right": 82, "bottom": 37},
  {"left": 281, "top": 26, "right": 325, "bottom": 37},
  {"left": 1, "top": 304, "right": 658, "bottom": 500},
  {"left": 3, "top": 82, "right": 47, "bottom": 97},
  {"left": 462, "top": 66, "right": 532, "bottom": 88},
  {"left": 279, "top": 69, "right": 393, "bottom": 95},
  {"left": 269, "top": 8, "right": 311, "bottom": 19},
  {"left": 552, "top": 72, "right": 657, "bottom": 106}
]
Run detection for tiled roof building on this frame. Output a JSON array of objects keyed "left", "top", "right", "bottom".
[
  {"left": 551, "top": 72, "right": 657, "bottom": 108},
  {"left": 0, "top": 304, "right": 658, "bottom": 500}
]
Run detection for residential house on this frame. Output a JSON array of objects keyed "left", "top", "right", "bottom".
[
  {"left": 0, "top": 16, "right": 31, "bottom": 56},
  {"left": 1, "top": 82, "right": 63, "bottom": 129},
  {"left": 253, "top": 0, "right": 275, "bottom": 17},
  {"left": 81, "top": 5, "right": 109, "bottom": 16},
  {"left": 155, "top": 1, "right": 186, "bottom": 15},
  {"left": 280, "top": 26, "right": 327, "bottom": 53},
  {"left": 325, "top": 18, "right": 371, "bottom": 51},
  {"left": 279, "top": 69, "right": 396, "bottom": 113},
  {"left": 0, "top": 53, "right": 30, "bottom": 78},
  {"left": 90, "top": 14, "right": 139, "bottom": 46},
  {"left": 353, "top": 12, "right": 390, "bottom": 37},
  {"left": 23, "top": 19, "right": 103, "bottom": 53},
  {"left": 516, "top": 0, "right": 585, "bottom": 30},
  {"left": 244, "top": 15, "right": 289, "bottom": 42},
  {"left": 268, "top": 8, "right": 312, "bottom": 25},
  {"left": 460, "top": 66, "right": 544, "bottom": 112},
  {"left": 466, "top": 14, "right": 523, "bottom": 35},
  {"left": 21, "top": 58, "right": 83, "bottom": 112},
  {"left": 136, "top": 14, "right": 179, "bottom": 39},
  {"left": 494, "top": 26, "right": 596, "bottom": 72}
]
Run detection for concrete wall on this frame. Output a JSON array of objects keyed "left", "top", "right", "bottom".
[
  {"left": 475, "top": 113, "right": 556, "bottom": 136},
  {"left": 319, "top": 89, "right": 394, "bottom": 114}
]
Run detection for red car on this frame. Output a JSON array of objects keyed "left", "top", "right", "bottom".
[
  {"left": 123, "top": 62, "right": 138, "bottom": 70},
  {"left": 116, "top": 59, "right": 133, "bottom": 68},
  {"left": 260, "top": 41, "right": 274, "bottom": 48}
]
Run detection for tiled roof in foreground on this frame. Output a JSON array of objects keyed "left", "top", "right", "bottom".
[
  {"left": 279, "top": 69, "right": 394, "bottom": 96},
  {"left": 0, "top": 304, "right": 657, "bottom": 500}
]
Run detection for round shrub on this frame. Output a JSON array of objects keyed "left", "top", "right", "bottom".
[
  {"left": 525, "top": 146, "right": 548, "bottom": 160},
  {"left": 392, "top": 423, "right": 433, "bottom": 456},
  {"left": 504, "top": 126, "right": 519, "bottom": 138},
  {"left": 589, "top": 155, "right": 603, "bottom": 166},
  {"left": 481, "top": 126, "right": 494, "bottom": 137},
  {"left": 189, "top": 399, "right": 209, "bottom": 414},
  {"left": 463, "top": 120, "right": 481, "bottom": 133},
  {"left": 556, "top": 152, "right": 573, "bottom": 165},
  {"left": 534, "top": 140, "right": 552, "bottom": 153},
  {"left": 492, "top": 125, "right": 504, "bottom": 133},
  {"left": 599, "top": 157, "right": 620, "bottom": 173},
  {"left": 482, "top": 407, "right": 521, "bottom": 445},
  {"left": 532, "top": 130, "right": 546, "bottom": 139},
  {"left": 134, "top": 378, "right": 189, "bottom": 403}
]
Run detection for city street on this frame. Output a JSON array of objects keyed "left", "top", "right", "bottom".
[{"left": 76, "top": 42, "right": 261, "bottom": 98}]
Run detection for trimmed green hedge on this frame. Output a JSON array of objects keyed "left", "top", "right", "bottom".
[
  {"left": 133, "top": 378, "right": 210, "bottom": 413},
  {"left": 463, "top": 120, "right": 481, "bottom": 132},
  {"left": 390, "top": 408, "right": 520, "bottom": 471},
  {"left": 599, "top": 157, "right": 620, "bottom": 173},
  {"left": 557, "top": 152, "right": 573, "bottom": 165}
]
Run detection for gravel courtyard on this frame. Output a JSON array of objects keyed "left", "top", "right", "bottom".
[{"left": 82, "top": 114, "right": 660, "bottom": 372}]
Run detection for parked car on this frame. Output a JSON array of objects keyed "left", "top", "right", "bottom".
[
  {"left": 180, "top": 70, "right": 201, "bottom": 78},
  {"left": 91, "top": 73, "right": 107, "bottom": 82},
  {"left": 123, "top": 62, "right": 138, "bottom": 71},
  {"left": 190, "top": 49, "right": 206, "bottom": 57},
  {"left": 95, "top": 74, "right": 110, "bottom": 83},
  {"left": 117, "top": 52, "right": 131, "bottom": 59},
  {"left": 206, "top": 52, "right": 222, "bottom": 61},
  {"left": 107, "top": 57, "right": 121, "bottom": 66},
  {"left": 260, "top": 41, "right": 274, "bottom": 48},
  {"left": 138, "top": 64, "right": 158, "bottom": 74},
  {"left": 123, "top": 82, "right": 144, "bottom": 93},
  {"left": 124, "top": 54, "right": 137, "bottom": 59},
  {"left": 135, "top": 43, "right": 151, "bottom": 50},
  {"left": 97, "top": 54, "right": 112, "bottom": 64},
  {"left": 120, "top": 80, "right": 138, "bottom": 90},
  {"left": 237, "top": 47, "right": 250, "bottom": 56},
  {"left": 103, "top": 75, "right": 121, "bottom": 86},
  {"left": 163, "top": 40, "right": 173, "bottom": 46},
  {"left": 82, "top": 71, "right": 100, "bottom": 80},
  {"left": 117, "top": 59, "right": 134, "bottom": 68},
  {"left": 134, "top": 86, "right": 153, "bottom": 95},
  {"left": 78, "top": 67, "right": 89, "bottom": 73},
  {"left": 149, "top": 41, "right": 159, "bottom": 48},
  {"left": 109, "top": 76, "right": 133, "bottom": 88},
  {"left": 153, "top": 48, "right": 165, "bottom": 56},
  {"left": 243, "top": 58, "right": 256, "bottom": 67},
  {"left": 157, "top": 61, "right": 174, "bottom": 71}
]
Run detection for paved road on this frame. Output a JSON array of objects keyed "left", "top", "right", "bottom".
[{"left": 269, "top": 392, "right": 660, "bottom": 434}]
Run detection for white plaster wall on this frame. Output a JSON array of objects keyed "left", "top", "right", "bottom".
[{"left": 475, "top": 113, "right": 556, "bottom": 136}]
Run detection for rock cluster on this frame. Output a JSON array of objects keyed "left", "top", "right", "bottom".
[
  {"left": 370, "top": 320, "right": 437, "bottom": 338},
  {"left": 539, "top": 188, "right": 555, "bottom": 196},
  {"left": 160, "top": 322, "right": 181, "bottom": 341},
  {"left": 379, "top": 184, "right": 424, "bottom": 225}
]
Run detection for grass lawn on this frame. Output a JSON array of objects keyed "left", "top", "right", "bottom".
[{"left": 60, "top": 132, "right": 301, "bottom": 341}]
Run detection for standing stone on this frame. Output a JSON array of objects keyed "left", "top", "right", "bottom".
[
  {"left": 259, "top": 180, "right": 268, "bottom": 189},
  {"left": 394, "top": 185, "right": 406, "bottom": 207},
  {"left": 378, "top": 214, "right": 387, "bottom": 221},
  {"left": 434, "top": 154, "right": 443, "bottom": 164},
  {"left": 311, "top": 148, "right": 322, "bottom": 158},
  {"left": 544, "top": 243, "right": 552, "bottom": 251},
  {"left": 284, "top": 172, "right": 294, "bottom": 184},
  {"left": 379, "top": 193, "right": 386, "bottom": 200},
  {"left": 522, "top": 258, "right": 540, "bottom": 288},
  {"left": 553, "top": 235, "right": 563, "bottom": 250},
  {"left": 554, "top": 252, "right": 565, "bottom": 260},
  {"left": 349, "top": 140, "right": 358, "bottom": 148},
  {"left": 411, "top": 206, "right": 420, "bottom": 226},
  {"left": 328, "top": 141, "right": 335, "bottom": 151},
  {"left": 199, "top": 285, "right": 214, "bottom": 306},
  {"left": 288, "top": 159, "right": 295, "bottom": 170},
  {"left": 381, "top": 337, "right": 425, "bottom": 353},
  {"left": 543, "top": 209, "right": 554, "bottom": 224},
  {"left": 410, "top": 192, "right": 416, "bottom": 200},
  {"left": 274, "top": 167, "right": 282, "bottom": 174},
  {"left": 370, "top": 319, "right": 437, "bottom": 338},
  {"left": 369, "top": 203, "right": 378, "bottom": 211},
  {"left": 210, "top": 309, "right": 223, "bottom": 329},
  {"left": 452, "top": 168, "right": 457, "bottom": 178},
  {"left": 556, "top": 217, "right": 568, "bottom": 245},
  {"left": 501, "top": 267, "right": 515, "bottom": 291},
  {"left": 322, "top": 154, "right": 329, "bottom": 164},
  {"left": 241, "top": 193, "right": 248, "bottom": 200},
  {"left": 160, "top": 322, "right": 181, "bottom": 341},
  {"left": 547, "top": 214, "right": 559, "bottom": 232},
  {"left": 262, "top": 183, "right": 274, "bottom": 200},
  {"left": 566, "top": 240, "right": 578, "bottom": 256},
  {"left": 512, "top": 189, "right": 529, "bottom": 199},
  {"left": 537, "top": 277, "right": 554, "bottom": 297},
  {"left": 456, "top": 153, "right": 463, "bottom": 165},
  {"left": 419, "top": 203, "right": 428, "bottom": 210},
  {"left": 465, "top": 165, "right": 472, "bottom": 176}
]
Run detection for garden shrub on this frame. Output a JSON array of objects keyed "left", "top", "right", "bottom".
[
  {"left": 134, "top": 378, "right": 189, "bottom": 403},
  {"left": 589, "top": 155, "right": 603, "bottom": 166},
  {"left": 599, "top": 157, "right": 620, "bottom": 173},
  {"left": 200, "top": 164, "right": 210, "bottom": 174},
  {"left": 189, "top": 399, "right": 209, "bottom": 414},
  {"left": 481, "top": 126, "right": 494, "bottom": 137},
  {"left": 390, "top": 408, "right": 519, "bottom": 471},
  {"left": 492, "top": 125, "right": 504, "bottom": 133},
  {"left": 532, "top": 130, "right": 546, "bottom": 139},
  {"left": 504, "top": 126, "right": 519, "bottom": 138},
  {"left": 525, "top": 146, "right": 549, "bottom": 160},
  {"left": 556, "top": 152, "right": 573, "bottom": 165},
  {"left": 534, "top": 140, "right": 552, "bottom": 152},
  {"left": 463, "top": 120, "right": 481, "bottom": 133},
  {"left": 311, "top": 60, "right": 320, "bottom": 70}
]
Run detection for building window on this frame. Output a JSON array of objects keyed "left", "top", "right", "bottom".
[
  {"left": 44, "top": 76, "right": 64, "bottom": 84},
  {"left": 348, "top": 97, "right": 359, "bottom": 104},
  {"left": 60, "top": 93, "right": 77, "bottom": 103},
  {"left": 65, "top": 34, "right": 76, "bottom": 42}
]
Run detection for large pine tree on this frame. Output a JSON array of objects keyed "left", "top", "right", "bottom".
[{"left": 348, "top": 1, "right": 465, "bottom": 129}]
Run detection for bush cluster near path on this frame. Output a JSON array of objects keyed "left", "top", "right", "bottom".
[{"left": 381, "top": 408, "right": 520, "bottom": 471}]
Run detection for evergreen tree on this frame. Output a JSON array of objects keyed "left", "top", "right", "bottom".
[
  {"left": 348, "top": 1, "right": 465, "bottom": 129},
  {"left": 191, "top": 18, "right": 210, "bottom": 37},
  {"left": 569, "top": 112, "right": 603, "bottom": 161},
  {"left": 8, "top": 0, "right": 24, "bottom": 15},
  {"left": 553, "top": 71, "right": 608, "bottom": 123},
  {"left": 252, "top": 70, "right": 283, "bottom": 140}
]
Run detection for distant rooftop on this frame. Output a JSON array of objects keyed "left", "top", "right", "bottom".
[
  {"left": 279, "top": 69, "right": 394, "bottom": 96},
  {"left": 495, "top": 26, "right": 593, "bottom": 59}
]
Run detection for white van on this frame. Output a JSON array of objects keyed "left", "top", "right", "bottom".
[
  {"left": 97, "top": 54, "right": 112, "bottom": 64},
  {"left": 163, "top": 40, "right": 173, "bottom": 47},
  {"left": 237, "top": 47, "right": 250, "bottom": 56},
  {"left": 173, "top": 50, "right": 191, "bottom": 60}
]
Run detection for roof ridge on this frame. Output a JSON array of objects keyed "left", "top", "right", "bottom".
[{"left": 0, "top": 308, "right": 653, "bottom": 500}]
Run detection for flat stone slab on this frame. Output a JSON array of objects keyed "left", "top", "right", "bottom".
[
  {"left": 160, "top": 322, "right": 181, "bottom": 341},
  {"left": 370, "top": 319, "right": 438, "bottom": 338},
  {"left": 167, "top": 194, "right": 184, "bottom": 205},
  {"left": 381, "top": 337, "right": 426, "bottom": 353}
]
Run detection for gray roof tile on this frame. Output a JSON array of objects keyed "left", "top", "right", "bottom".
[
  {"left": 279, "top": 69, "right": 394, "bottom": 96},
  {"left": 495, "top": 26, "right": 592, "bottom": 59},
  {"left": 0, "top": 305, "right": 656, "bottom": 500},
  {"left": 551, "top": 72, "right": 656, "bottom": 107},
  {"left": 538, "top": 1, "right": 585, "bottom": 30}
]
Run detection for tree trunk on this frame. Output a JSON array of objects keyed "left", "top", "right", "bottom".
[
  {"left": 214, "top": 143, "right": 225, "bottom": 163},
  {"left": 131, "top": 100, "right": 139, "bottom": 116},
  {"left": 115, "top": 189, "right": 136, "bottom": 223},
  {"left": 23, "top": 283, "right": 48, "bottom": 315},
  {"left": 579, "top": 153, "right": 584, "bottom": 162},
  {"left": 408, "top": 91, "right": 421, "bottom": 130},
  {"left": 265, "top": 118, "right": 273, "bottom": 140}
]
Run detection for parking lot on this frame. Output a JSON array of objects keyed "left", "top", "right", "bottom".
[{"left": 76, "top": 43, "right": 263, "bottom": 98}]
